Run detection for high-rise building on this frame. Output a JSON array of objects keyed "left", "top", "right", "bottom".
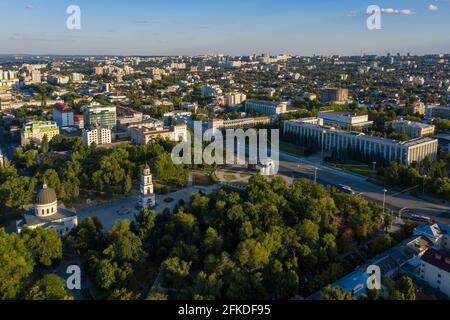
[
  {"left": 53, "top": 103, "right": 74, "bottom": 128},
  {"left": 21, "top": 121, "right": 60, "bottom": 146},
  {"left": 139, "top": 164, "right": 155, "bottom": 209},
  {"left": 224, "top": 93, "right": 247, "bottom": 106},
  {"left": 82, "top": 125, "right": 112, "bottom": 147},
  {"left": 83, "top": 105, "right": 117, "bottom": 130}
]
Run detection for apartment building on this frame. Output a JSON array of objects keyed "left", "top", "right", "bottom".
[
  {"left": 390, "top": 120, "right": 435, "bottom": 138},
  {"left": 0, "top": 88, "right": 12, "bottom": 111},
  {"left": 201, "top": 85, "right": 222, "bottom": 97},
  {"left": 245, "top": 99, "right": 287, "bottom": 116},
  {"left": 82, "top": 125, "right": 112, "bottom": 147},
  {"left": 420, "top": 248, "right": 450, "bottom": 297},
  {"left": 21, "top": 121, "right": 60, "bottom": 146},
  {"left": 318, "top": 110, "right": 373, "bottom": 128},
  {"left": 284, "top": 119, "right": 438, "bottom": 165},
  {"left": 53, "top": 103, "right": 74, "bottom": 128},
  {"left": 408, "top": 101, "right": 426, "bottom": 115},
  {"left": 224, "top": 93, "right": 247, "bottom": 106}
]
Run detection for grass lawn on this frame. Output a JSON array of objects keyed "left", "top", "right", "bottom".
[
  {"left": 223, "top": 174, "right": 238, "bottom": 181},
  {"left": 192, "top": 173, "right": 213, "bottom": 186},
  {"left": 279, "top": 142, "right": 305, "bottom": 157},
  {"left": 331, "top": 162, "right": 384, "bottom": 181}
]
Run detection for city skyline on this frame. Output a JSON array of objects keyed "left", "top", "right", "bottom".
[{"left": 1, "top": 0, "right": 450, "bottom": 56}]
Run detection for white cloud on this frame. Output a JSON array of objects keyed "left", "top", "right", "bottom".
[
  {"left": 381, "top": 8, "right": 416, "bottom": 15},
  {"left": 428, "top": 4, "right": 439, "bottom": 11}
]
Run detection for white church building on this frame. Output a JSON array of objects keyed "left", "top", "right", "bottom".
[
  {"left": 16, "top": 184, "right": 78, "bottom": 236},
  {"left": 139, "top": 163, "right": 156, "bottom": 209}
]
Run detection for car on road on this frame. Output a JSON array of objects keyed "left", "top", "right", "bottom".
[{"left": 337, "top": 184, "right": 356, "bottom": 196}]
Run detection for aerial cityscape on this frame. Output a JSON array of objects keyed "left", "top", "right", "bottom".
[{"left": 0, "top": 0, "right": 450, "bottom": 311}]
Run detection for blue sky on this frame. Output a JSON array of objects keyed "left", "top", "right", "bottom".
[{"left": 0, "top": 0, "right": 449, "bottom": 55}]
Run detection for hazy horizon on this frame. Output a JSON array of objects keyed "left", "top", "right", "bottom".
[{"left": 1, "top": 0, "right": 449, "bottom": 56}]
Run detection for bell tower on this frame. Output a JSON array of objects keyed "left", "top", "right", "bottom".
[{"left": 140, "top": 163, "right": 155, "bottom": 208}]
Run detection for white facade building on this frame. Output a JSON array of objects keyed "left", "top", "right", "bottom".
[
  {"left": 53, "top": 103, "right": 75, "bottom": 128},
  {"left": 224, "top": 93, "right": 247, "bottom": 106},
  {"left": 16, "top": 184, "right": 78, "bottom": 237},
  {"left": 82, "top": 125, "right": 112, "bottom": 147},
  {"left": 245, "top": 99, "right": 287, "bottom": 116},
  {"left": 139, "top": 164, "right": 156, "bottom": 209},
  {"left": 284, "top": 120, "right": 439, "bottom": 165},
  {"left": 318, "top": 111, "right": 373, "bottom": 128}
]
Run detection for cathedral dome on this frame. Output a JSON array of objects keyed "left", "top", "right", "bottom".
[{"left": 36, "top": 184, "right": 57, "bottom": 205}]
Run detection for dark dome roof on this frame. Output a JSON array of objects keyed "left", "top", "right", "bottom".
[{"left": 36, "top": 184, "right": 57, "bottom": 205}]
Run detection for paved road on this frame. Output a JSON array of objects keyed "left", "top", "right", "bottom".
[{"left": 277, "top": 151, "right": 450, "bottom": 223}]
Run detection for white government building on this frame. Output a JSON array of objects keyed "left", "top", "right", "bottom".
[{"left": 284, "top": 119, "right": 438, "bottom": 165}]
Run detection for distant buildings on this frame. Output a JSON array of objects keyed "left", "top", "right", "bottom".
[
  {"left": 390, "top": 120, "right": 435, "bottom": 138},
  {"left": 201, "top": 85, "right": 222, "bottom": 97},
  {"left": 245, "top": 99, "right": 287, "bottom": 116},
  {"left": 408, "top": 101, "right": 426, "bottom": 115},
  {"left": 16, "top": 184, "right": 77, "bottom": 236},
  {"left": 178, "top": 102, "right": 198, "bottom": 112},
  {"left": 208, "top": 116, "right": 272, "bottom": 130},
  {"left": 0, "top": 88, "right": 12, "bottom": 111},
  {"left": 83, "top": 105, "right": 117, "bottom": 130},
  {"left": 53, "top": 103, "right": 74, "bottom": 128},
  {"left": 224, "top": 93, "right": 247, "bottom": 106},
  {"left": 82, "top": 125, "right": 112, "bottom": 147},
  {"left": 426, "top": 105, "right": 450, "bottom": 120},
  {"left": 317, "top": 110, "right": 373, "bottom": 128},
  {"left": 284, "top": 119, "right": 438, "bottom": 165},
  {"left": 70, "top": 72, "right": 84, "bottom": 83},
  {"left": 320, "top": 88, "right": 349, "bottom": 104},
  {"left": 130, "top": 124, "right": 188, "bottom": 145},
  {"left": 21, "top": 121, "right": 60, "bottom": 146}
]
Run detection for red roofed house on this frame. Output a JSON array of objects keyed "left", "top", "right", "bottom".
[{"left": 53, "top": 103, "right": 74, "bottom": 128}]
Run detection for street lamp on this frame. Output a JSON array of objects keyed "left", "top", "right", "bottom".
[
  {"left": 423, "top": 175, "right": 427, "bottom": 195},
  {"left": 314, "top": 167, "right": 319, "bottom": 184},
  {"left": 382, "top": 189, "right": 387, "bottom": 216}
]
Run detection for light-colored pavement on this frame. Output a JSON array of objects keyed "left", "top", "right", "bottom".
[{"left": 77, "top": 184, "right": 221, "bottom": 231}]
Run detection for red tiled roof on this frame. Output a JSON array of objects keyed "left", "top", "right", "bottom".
[{"left": 54, "top": 103, "right": 72, "bottom": 113}]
